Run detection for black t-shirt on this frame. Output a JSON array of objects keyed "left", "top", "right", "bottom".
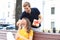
[{"left": 20, "top": 8, "right": 41, "bottom": 28}]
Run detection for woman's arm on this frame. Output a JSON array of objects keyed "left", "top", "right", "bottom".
[
  {"left": 15, "top": 28, "right": 28, "bottom": 40},
  {"left": 15, "top": 27, "right": 21, "bottom": 40},
  {"left": 17, "top": 33, "right": 28, "bottom": 40},
  {"left": 15, "top": 30, "right": 33, "bottom": 40},
  {"left": 29, "top": 30, "right": 33, "bottom": 40},
  {"left": 15, "top": 31, "right": 20, "bottom": 40},
  {"left": 29, "top": 36, "right": 33, "bottom": 40},
  {"left": 15, "top": 32, "right": 28, "bottom": 40}
]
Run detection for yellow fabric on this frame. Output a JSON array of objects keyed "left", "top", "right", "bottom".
[{"left": 16, "top": 28, "right": 33, "bottom": 40}]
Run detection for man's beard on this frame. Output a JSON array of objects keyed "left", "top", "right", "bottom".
[
  {"left": 26, "top": 11, "right": 30, "bottom": 13},
  {"left": 26, "top": 10, "right": 31, "bottom": 13}
]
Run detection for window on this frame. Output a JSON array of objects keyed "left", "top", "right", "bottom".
[
  {"left": 51, "top": 7, "right": 55, "bottom": 14},
  {"left": 8, "top": 2, "right": 10, "bottom": 8},
  {"left": 51, "top": 21, "right": 55, "bottom": 29},
  {"left": 8, "top": 12, "right": 10, "bottom": 17}
]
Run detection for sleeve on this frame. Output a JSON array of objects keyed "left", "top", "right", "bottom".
[
  {"left": 29, "top": 30, "right": 33, "bottom": 36},
  {"left": 20, "top": 12, "right": 25, "bottom": 19},
  {"left": 35, "top": 8, "right": 40, "bottom": 15}
]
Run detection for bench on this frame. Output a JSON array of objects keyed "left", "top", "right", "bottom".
[
  {"left": 33, "top": 32, "right": 60, "bottom": 40},
  {"left": 0, "top": 30, "right": 60, "bottom": 40}
]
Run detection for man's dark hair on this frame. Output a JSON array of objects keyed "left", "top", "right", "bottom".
[{"left": 23, "top": 2, "right": 31, "bottom": 7}]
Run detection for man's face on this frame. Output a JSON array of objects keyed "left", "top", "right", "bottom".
[{"left": 24, "top": 6, "right": 31, "bottom": 13}]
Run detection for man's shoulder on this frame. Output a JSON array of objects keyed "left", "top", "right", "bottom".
[
  {"left": 22, "top": 11, "right": 26, "bottom": 14},
  {"left": 21, "top": 11, "right": 26, "bottom": 16},
  {"left": 22, "top": 11, "right": 26, "bottom": 15},
  {"left": 31, "top": 8, "right": 38, "bottom": 10}
]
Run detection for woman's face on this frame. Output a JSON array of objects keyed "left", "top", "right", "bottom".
[{"left": 21, "top": 18, "right": 27, "bottom": 27}]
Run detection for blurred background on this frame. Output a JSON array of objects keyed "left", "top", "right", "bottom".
[
  {"left": 0, "top": 0, "right": 16, "bottom": 30},
  {"left": 0, "top": 0, "right": 60, "bottom": 33}
]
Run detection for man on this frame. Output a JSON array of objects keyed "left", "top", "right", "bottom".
[{"left": 17, "top": 2, "right": 42, "bottom": 32}]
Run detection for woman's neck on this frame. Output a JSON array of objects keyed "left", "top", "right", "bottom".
[{"left": 23, "top": 26, "right": 28, "bottom": 32}]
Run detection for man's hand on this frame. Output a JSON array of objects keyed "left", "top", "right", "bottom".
[
  {"left": 38, "top": 14, "right": 43, "bottom": 24},
  {"left": 16, "top": 19, "right": 22, "bottom": 27}
]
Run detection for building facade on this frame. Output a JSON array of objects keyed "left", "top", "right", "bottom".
[{"left": 22, "top": 0, "right": 60, "bottom": 32}]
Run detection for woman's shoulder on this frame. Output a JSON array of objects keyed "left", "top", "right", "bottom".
[{"left": 29, "top": 29, "right": 33, "bottom": 36}]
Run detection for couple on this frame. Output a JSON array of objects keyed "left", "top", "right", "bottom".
[{"left": 15, "top": 2, "right": 42, "bottom": 40}]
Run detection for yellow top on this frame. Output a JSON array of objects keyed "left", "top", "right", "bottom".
[{"left": 16, "top": 28, "right": 33, "bottom": 40}]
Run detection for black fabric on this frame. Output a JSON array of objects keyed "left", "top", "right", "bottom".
[{"left": 20, "top": 8, "right": 41, "bottom": 28}]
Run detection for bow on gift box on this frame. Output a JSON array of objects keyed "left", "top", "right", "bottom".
[
  {"left": 34, "top": 20, "right": 39, "bottom": 25},
  {"left": 33, "top": 20, "right": 40, "bottom": 27}
]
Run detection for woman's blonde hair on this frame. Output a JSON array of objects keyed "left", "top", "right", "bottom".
[{"left": 22, "top": 17, "right": 31, "bottom": 33}]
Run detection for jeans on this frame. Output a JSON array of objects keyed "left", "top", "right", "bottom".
[{"left": 32, "top": 26, "right": 41, "bottom": 32}]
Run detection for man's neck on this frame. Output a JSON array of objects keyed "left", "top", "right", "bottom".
[{"left": 28, "top": 9, "right": 31, "bottom": 14}]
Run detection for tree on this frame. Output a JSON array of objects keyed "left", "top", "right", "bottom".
[{"left": 15, "top": 0, "right": 22, "bottom": 30}]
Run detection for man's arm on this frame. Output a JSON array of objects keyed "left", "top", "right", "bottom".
[
  {"left": 38, "top": 14, "right": 43, "bottom": 24},
  {"left": 16, "top": 19, "right": 22, "bottom": 27}
]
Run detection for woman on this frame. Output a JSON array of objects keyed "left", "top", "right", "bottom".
[{"left": 15, "top": 18, "right": 33, "bottom": 40}]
